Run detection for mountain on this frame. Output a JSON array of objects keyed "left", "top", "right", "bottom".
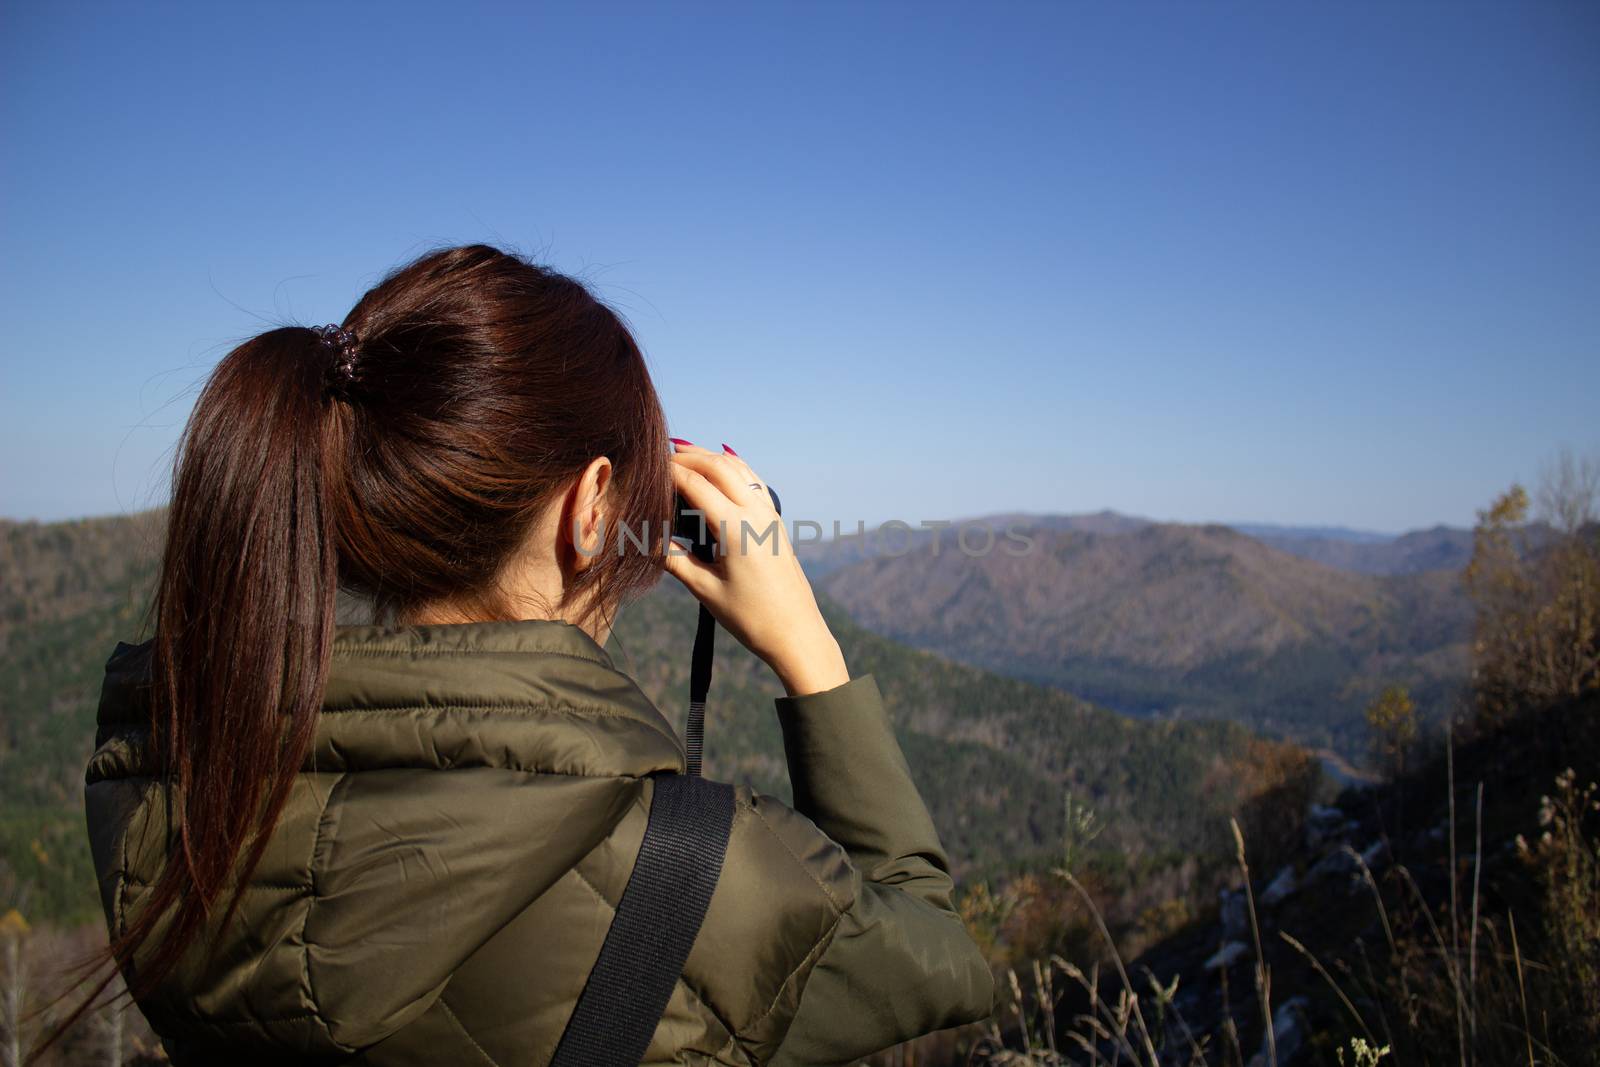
[
  {"left": 1227, "top": 522, "right": 1396, "bottom": 544},
  {"left": 0, "top": 509, "right": 1310, "bottom": 923},
  {"left": 812, "top": 519, "right": 1473, "bottom": 759},
  {"left": 797, "top": 510, "right": 1152, "bottom": 577},
  {"left": 614, "top": 583, "right": 1316, "bottom": 876},
  {"left": 0, "top": 513, "right": 164, "bottom": 924},
  {"left": 1244, "top": 524, "right": 1475, "bottom": 575},
  {"left": 801, "top": 511, "right": 1476, "bottom": 578}
]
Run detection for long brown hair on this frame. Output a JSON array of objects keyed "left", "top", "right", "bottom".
[{"left": 57, "top": 243, "right": 673, "bottom": 1043}]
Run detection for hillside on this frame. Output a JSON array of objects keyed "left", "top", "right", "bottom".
[
  {"left": 801, "top": 511, "right": 1475, "bottom": 578},
  {"left": 1037, "top": 687, "right": 1600, "bottom": 1064},
  {"left": 1246, "top": 524, "right": 1475, "bottom": 575},
  {"left": 798, "top": 510, "right": 1150, "bottom": 577},
  {"left": 0, "top": 509, "right": 1309, "bottom": 923},
  {"left": 813, "top": 519, "right": 1472, "bottom": 759},
  {"left": 614, "top": 582, "right": 1320, "bottom": 873}
]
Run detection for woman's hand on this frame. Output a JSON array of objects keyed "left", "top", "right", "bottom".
[{"left": 663, "top": 442, "right": 849, "bottom": 697}]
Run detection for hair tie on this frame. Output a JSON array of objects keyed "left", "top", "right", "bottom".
[{"left": 313, "top": 324, "right": 361, "bottom": 393}]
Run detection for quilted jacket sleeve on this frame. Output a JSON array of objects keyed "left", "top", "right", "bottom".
[{"left": 767, "top": 674, "right": 995, "bottom": 1066}]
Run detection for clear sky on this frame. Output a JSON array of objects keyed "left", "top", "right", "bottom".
[{"left": 3, "top": 2, "right": 1596, "bottom": 533}]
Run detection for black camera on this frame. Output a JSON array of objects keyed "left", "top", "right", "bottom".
[
  {"left": 670, "top": 482, "right": 781, "bottom": 778},
  {"left": 671, "top": 487, "right": 782, "bottom": 563}
]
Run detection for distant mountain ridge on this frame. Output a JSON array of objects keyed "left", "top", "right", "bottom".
[
  {"left": 799, "top": 510, "right": 1474, "bottom": 577},
  {"left": 1239, "top": 524, "right": 1474, "bottom": 575},
  {"left": 1226, "top": 521, "right": 1398, "bottom": 543},
  {"left": 809, "top": 515, "right": 1473, "bottom": 759}
]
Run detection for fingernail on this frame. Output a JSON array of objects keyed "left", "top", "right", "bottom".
[
  {"left": 670, "top": 437, "right": 694, "bottom": 449},
  {"left": 721, "top": 443, "right": 739, "bottom": 456}
]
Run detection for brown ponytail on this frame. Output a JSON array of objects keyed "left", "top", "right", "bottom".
[
  {"left": 44, "top": 244, "right": 674, "bottom": 1052},
  {"left": 132, "top": 324, "right": 346, "bottom": 993}
]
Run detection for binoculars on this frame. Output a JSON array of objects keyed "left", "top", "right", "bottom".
[
  {"left": 670, "top": 482, "right": 781, "bottom": 777},
  {"left": 671, "top": 486, "right": 783, "bottom": 562}
]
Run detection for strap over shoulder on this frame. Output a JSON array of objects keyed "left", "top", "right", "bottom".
[{"left": 550, "top": 773, "right": 736, "bottom": 1066}]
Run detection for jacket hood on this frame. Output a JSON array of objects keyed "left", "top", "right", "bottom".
[{"left": 86, "top": 619, "right": 689, "bottom": 1057}]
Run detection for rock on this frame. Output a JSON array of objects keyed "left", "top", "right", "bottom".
[
  {"left": 1307, "top": 846, "right": 1360, "bottom": 886},
  {"left": 1247, "top": 996, "right": 1311, "bottom": 1066},
  {"left": 1306, "top": 804, "right": 1347, "bottom": 848},
  {"left": 1259, "top": 865, "right": 1298, "bottom": 908},
  {"left": 1219, "top": 887, "right": 1250, "bottom": 940},
  {"left": 1205, "top": 940, "right": 1250, "bottom": 971}
]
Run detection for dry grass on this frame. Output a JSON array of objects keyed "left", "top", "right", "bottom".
[{"left": 960, "top": 740, "right": 1598, "bottom": 1067}]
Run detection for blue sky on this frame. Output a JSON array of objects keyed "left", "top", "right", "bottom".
[{"left": 3, "top": 3, "right": 1595, "bottom": 533}]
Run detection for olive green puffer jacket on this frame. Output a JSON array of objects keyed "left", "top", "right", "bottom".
[{"left": 84, "top": 619, "right": 995, "bottom": 1065}]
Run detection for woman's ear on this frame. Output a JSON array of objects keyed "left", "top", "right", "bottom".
[{"left": 564, "top": 455, "right": 614, "bottom": 571}]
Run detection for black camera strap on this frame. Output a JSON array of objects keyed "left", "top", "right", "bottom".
[
  {"left": 547, "top": 773, "right": 735, "bottom": 1066},
  {"left": 685, "top": 604, "right": 716, "bottom": 777},
  {"left": 548, "top": 485, "right": 780, "bottom": 1063},
  {"left": 682, "top": 484, "right": 779, "bottom": 779}
]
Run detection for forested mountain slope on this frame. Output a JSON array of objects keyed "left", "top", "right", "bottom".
[
  {"left": 1, "top": 510, "right": 1308, "bottom": 923},
  {"left": 813, "top": 519, "right": 1472, "bottom": 758}
]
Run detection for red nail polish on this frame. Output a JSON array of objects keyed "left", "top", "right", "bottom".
[
  {"left": 670, "top": 437, "right": 694, "bottom": 449},
  {"left": 721, "top": 443, "right": 739, "bottom": 456}
]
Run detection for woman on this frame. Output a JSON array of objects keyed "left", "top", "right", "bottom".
[{"left": 80, "top": 244, "right": 994, "bottom": 1065}]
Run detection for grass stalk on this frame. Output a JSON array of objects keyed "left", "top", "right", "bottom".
[
  {"left": 1447, "top": 728, "right": 1466, "bottom": 1067},
  {"left": 1059, "top": 875, "right": 1160, "bottom": 1065},
  {"left": 1469, "top": 781, "right": 1484, "bottom": 1056},
  {"left": 1278, "top": 930, "right": 1374, "bottom": 1045},
  {"left": 1230, "top": 818, "right": 1275, "bottom": 1067},
  {"left": 1050, "top": 955, "right": 1143, "bottom": 1064},
  {"left": 1354, "top": 940, "right": 1397, "bottom": 1054},
  {"left": 1507, "top": 909, "right": 1534, "bottom": 1067}
]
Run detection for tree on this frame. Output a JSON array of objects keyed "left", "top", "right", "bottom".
[
  {"left": 1462, "top": 447, "right": 1600, "bottom": 726},
  {"left": 89, "top": 969, "right": 127, "bottom": 1067},
  {"left": 0, "top": 907, "right": 28, "bottom": 1067},
  {"left": 1536, "top": 446, "right": 1599, "bottom": 536},
  {"left": 1365, "top": 684, "right": 1418, "bottom": 780},
  {"left": 1049, "top": 790, "right": 1104, "bottom": 877}
]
